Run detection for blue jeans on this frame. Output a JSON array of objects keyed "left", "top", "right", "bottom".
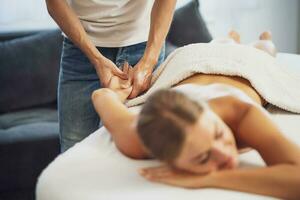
[{"left": 58, "top": 38, "right": 165, "bottom": 152}]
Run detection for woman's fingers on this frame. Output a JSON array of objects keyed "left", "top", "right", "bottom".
[
  {"left": 140, "top": 168, "right": 187, "bottom": 187},
  {"left": 139, "top": 163, "right": 214, "bottom": 189},
  {"left": 123, "top": 61, "right": 130, "bottom": 75},
  {"left": 140, "top": 165, "right": 200, "bottom": 180},
  {"left": 141, "top": 165, "right": 171, "bottom": 173},
  {"left": 119, "top": 62, "right": 133, "bottom": 89},
  {"left": 124, "top": 62, "right": 134, "bottom": 85},
  {"left": 128, "top": 65, "right": 134, "bottom": 84},
  {"left": 139, "top": 165, "right": 177, "bottom": 180},
  {"left": 140, "top": 167, "right": 208, "bottom": 188}
]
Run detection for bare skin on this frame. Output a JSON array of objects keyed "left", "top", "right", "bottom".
[
  {"left": 251, "top": 31, "right": 277, "bottom": 57},
  {"left": 91, "top": 32, "right": 300, "bottom": 199}
]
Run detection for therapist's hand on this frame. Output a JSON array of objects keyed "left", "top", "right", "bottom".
[
  {"left": 108, "top": 62, "right": 134, "bottom": 102},
  {"left": 139, "top": 165, "right": 213, "bottom": 189},
  {"left": 94, "top": 57, "right": 128, "bottom": 88},
  {"left": 128, "top": 59, "right": 154, "bottom": 99}
]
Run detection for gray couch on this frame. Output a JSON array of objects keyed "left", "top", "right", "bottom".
[
  {"left": 0, "top": 29, "right": 62, "bottom": 200},
  {"left": 0, "top": 0, "right": 211, "bottom": 199}
]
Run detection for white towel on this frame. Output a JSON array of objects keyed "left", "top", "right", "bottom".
[{"left": 126, "top": 43, "right": 300, "bottom": 113}]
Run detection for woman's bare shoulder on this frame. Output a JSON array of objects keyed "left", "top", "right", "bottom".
[
  {"left": 208, "top": 94, "right": 253, "bottom": 127},
  {"left": 211, "top": 95, "right": 300, "bottom": 165},
  {"left": 234, "top": 103, "right": 300, "bottom": 166}
]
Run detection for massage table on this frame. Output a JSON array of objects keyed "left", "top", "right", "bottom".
[{"left": 36, "top": 53, "right": 300, "bottom": 200}]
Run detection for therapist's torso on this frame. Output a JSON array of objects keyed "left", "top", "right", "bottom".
[{"left": 67, "top": 0, "right": 155, "bottom": 47}]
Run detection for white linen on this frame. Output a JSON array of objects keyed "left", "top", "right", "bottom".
[
  {"left": 36, "top": 106, "right": 299, "bottom": 200},
  {"left": 36, "top": 53, "right": 300, "bottom": 200},
  {"left": 126, "top": 45, "right": 300, "bottom": 113}
]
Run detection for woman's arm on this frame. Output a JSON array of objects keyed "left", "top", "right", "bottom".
[
  {"left": 237, "top": 104, "right": 300, "bottom": 166},
  {"left": 207, "top": 104, "right": 300, "bottom": 199},
  {"left": 209, "top": 164, "right": 300, "bottom": 199},
  {"left": 141, "top": 163, "right": 300, "bottom": 199},
  {"left": 91, "top": 88, "right": 149, "bottom": 159},
  {"left": 212, "top": 104, "right": 300, "bottom": 198}
]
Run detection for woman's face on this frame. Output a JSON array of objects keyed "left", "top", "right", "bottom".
[{"left": 173, "top": 110, "right": 239, "bottom": 174}]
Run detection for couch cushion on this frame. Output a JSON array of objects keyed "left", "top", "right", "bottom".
[
  {"left": 167, "top": 0, "right": 212, "bottom": 47},
  {"left": 0, "top": 108, "right": 59, "bottom": 192},
  {"left": 0, "top": 121, "right": 60, "bottom": 191},
  {"left": 0, "top": 108, "right": 57, "bottom": 130},
  {"left": 0, "top": 29, "right": 63, "bottom": 114}
]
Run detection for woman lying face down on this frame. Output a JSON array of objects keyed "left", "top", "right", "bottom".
[
  {"left": 137, "top": 90, "right": 239, "bottom": 174},
  {"left": 91, "top": 31, "right": 300, "bottom": 199}
]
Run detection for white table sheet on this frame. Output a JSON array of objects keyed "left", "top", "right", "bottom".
[{"left": 36, "top": 53, "right": 300, "bottom": 200}]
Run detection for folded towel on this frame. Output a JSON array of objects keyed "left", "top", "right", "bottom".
[{"left": 126, "top": 43, "right": 300, "bottom": 113}]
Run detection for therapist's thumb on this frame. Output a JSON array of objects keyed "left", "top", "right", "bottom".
[{"left": 112, "top": 66, "right": 128, "bottom": 79}]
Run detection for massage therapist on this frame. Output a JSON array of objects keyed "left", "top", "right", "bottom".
[{"left": 46, "top": 0, "right": 177, "bottom": 152}]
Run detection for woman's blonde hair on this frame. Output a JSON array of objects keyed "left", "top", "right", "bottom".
[{"left": 137, "top": 89, "right": 205, "bottom": 163}]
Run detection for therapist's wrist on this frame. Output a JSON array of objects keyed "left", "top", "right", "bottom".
[
  {"left": 78, "top": 37, "right": 104, "bottom": 66},
  {"left": 141, "top": 52, "right": 159, "bottom": 70},
  {"left": 89, "top": 51, "right": 105, "bottom": 67},
  {"left": 142, "top": 41, "right": 165, "bottom": 68}
]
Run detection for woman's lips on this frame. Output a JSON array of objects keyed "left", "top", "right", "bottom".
[{"left": 219, "top": 157, "right": 235, "bottom": 170}]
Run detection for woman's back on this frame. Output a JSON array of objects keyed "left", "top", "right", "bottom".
[
  {"left": 173, "top": 83, "right": 253, "bottom": 105},
  {"left": 175, "top": 74, "right": 265, "bottom": 105}
]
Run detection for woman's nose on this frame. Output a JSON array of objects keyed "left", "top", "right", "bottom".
[{"left": 211, "top": 143, "right": 230, "bottom": 164}]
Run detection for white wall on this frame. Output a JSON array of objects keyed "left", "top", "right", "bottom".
[
  {"left": 299, "top": 1, "right": 300, "bottom": 53},
  {"left": 199, "top": 0, "right": 300, "bottom": 53},
  {"left": 1, "top": 0, "right": 299, "bottom": 53},
  {"left": 0, "top": 0, "right": 56, "bottom": 32}
]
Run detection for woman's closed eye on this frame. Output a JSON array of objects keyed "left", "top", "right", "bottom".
[
  {"left": 215, "top": 130, "right": 224, "bottom": 140},
  {"left": 198, "top": 151, "right": 211, "bottom": 164}
]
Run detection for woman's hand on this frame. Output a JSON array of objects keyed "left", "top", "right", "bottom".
[
  {"left": 107, "top": 62, "right": 134, "bottom": 102},
  {"left": 139, "top": 165, "right": 214, "bottom": 189}
]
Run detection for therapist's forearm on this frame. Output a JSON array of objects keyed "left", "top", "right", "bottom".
[
  {"left": 208, "top": 164, "right": 300, "bottom": 200},
  {"left": 143, "top": 0, "right": 177, "bottom": 66},
  {"left": 45, "top": 0, "right": 104, "bottom": 65}
]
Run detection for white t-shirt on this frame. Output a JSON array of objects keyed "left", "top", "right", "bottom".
[{"left": 67, "top": 0, "right": 154, "bottom": 47}]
